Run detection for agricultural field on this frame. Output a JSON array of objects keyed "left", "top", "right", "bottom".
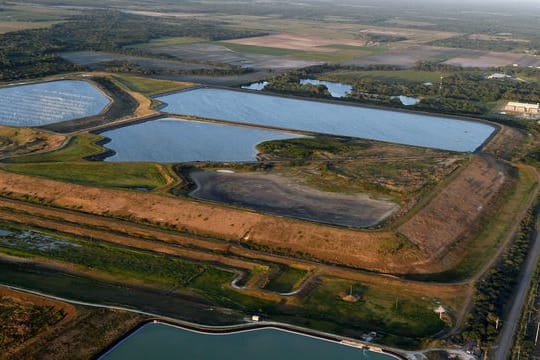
[{"left": 143, "top": 42, "right": 324, "bottom": 69}]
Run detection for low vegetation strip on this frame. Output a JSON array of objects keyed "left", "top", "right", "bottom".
[{"left": 0, "top": 230, "right": 208, "bottom": 288}]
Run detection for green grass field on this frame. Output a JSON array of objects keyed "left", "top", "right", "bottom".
[
  {"left": 3, "top": 133, "right": 173, "bottom": 190},
  {"left": 5, "top": 134, "right": 104, "bottom": 164},
  {"left": 302, "top": 277, "right": 445, "bottom": 343},
  {"left": 112, "top": 74, "right": 194, "bottom": 96},
  {"left": 264, "top": 266, "right": 308, "bottom": 293},
  {"left": 3, "top": 162, "right": 170, "bottom": 189}
]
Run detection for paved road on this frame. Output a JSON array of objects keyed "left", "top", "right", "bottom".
[{"left": 494, "top": 224, "right": 540, "bottom": 360}]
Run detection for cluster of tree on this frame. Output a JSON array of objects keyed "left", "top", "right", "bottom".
[
  {"left": 267, "top": 65, "right": 540, "bottom": 119},
  {"left": 265, "top": 74, "right": 331, "bottom": 98},
  {"left": 0, "top": 10, "right": 264, "bottom": 81},
  {"left": 100, "top": 60, "right": 253, "bottom": 77},
  {"left": 461, "top": 203, "right": 538, "bottom": 348},
  {"left": 257, "top": 136, "right": 371, "bottom": 160},
  {"left": 359, "top": 33, "right": 408, "bottom": 43},
  {"left": 349, "top": 72, "right": 540, "bottom": 104}
]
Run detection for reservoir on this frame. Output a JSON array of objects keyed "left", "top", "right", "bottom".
[
  {"left": 101, "top": 118, "right": 303, "bottom": 162},
  {"left": 0, "top": 80, "right": 110, "bottom": 126},
  {"left": 99, "top": 323, "right": 397, "bottom": 360},
  {"left": 156, "top": 88, "right": 495, "bottom": 152}
]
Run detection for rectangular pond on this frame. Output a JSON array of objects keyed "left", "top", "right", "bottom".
[
  {"left": 101, "top": 118, "right": 303, "bottom": 163},
  {"left": 99, "top": 323, "right": 397, "bottom": 360},
  {"left": 156, "top": 88, "right": 495, "bottom": 152},
  {"left": 0, "top": 80, "right": 111, "bottom": 126}
]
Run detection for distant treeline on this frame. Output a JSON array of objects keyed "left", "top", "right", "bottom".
[
  {"left": 430, "top": 35, "right": 530, "bottom": 53},
  {"left": 0, "top": 10, "right": 265, "bottom": 81}
]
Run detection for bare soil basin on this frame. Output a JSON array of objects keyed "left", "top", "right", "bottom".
[{"left": 188, "top": 170, "right": 398, "bottom": 228}]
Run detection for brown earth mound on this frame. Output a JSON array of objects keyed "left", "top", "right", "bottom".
[
  {"left": 398, "top": 154, "right": 508, "bottom": 256},
  {"left": 0, "top": 126, "right": 65, "bottom": 159},
  {"left": 0, "top": 169, "right": 422, "bottom": 273},
  {"left": 0, "top": 154, "right": 513, "bottom": 273}
]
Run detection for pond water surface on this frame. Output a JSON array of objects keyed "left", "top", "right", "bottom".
[
  {"left": 0, "top": 80, "right": 110, "bottom": 126},
  {"left": 99, "top": 323, "right": 397, "bottom": 360},
  {"left": 156, "top": 88, "right": 495, "bottom": 152},
  {"left": 300, "top": 79, "right": 352, "bottom": 97},
  {"left": 101, "top": 118, "right": 303, "bottom": 162}
]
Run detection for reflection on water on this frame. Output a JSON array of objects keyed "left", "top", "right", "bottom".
[
  {"left": 102, "top": 118, "right": 303, "bottom": 162},
  {"left": 156, "top": 88, "right": 495, "bottom": 152}
]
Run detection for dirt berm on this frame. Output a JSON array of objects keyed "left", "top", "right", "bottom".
[{"left": 0, "top": 170, "right": 424, "bottom": 273}]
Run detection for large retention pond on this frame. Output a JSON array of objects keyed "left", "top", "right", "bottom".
[
  {"left": 100, "top": 323, "right": 397, "bottom": 360},
  {"left": 156, "top": 88, "right": 495, "bottom": 152},
  {"left": 101, "top": 118, "right": 303, "bottom": 162},
  {"left": 0, "top": 80, "right": 110, "bottom": 126}
]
